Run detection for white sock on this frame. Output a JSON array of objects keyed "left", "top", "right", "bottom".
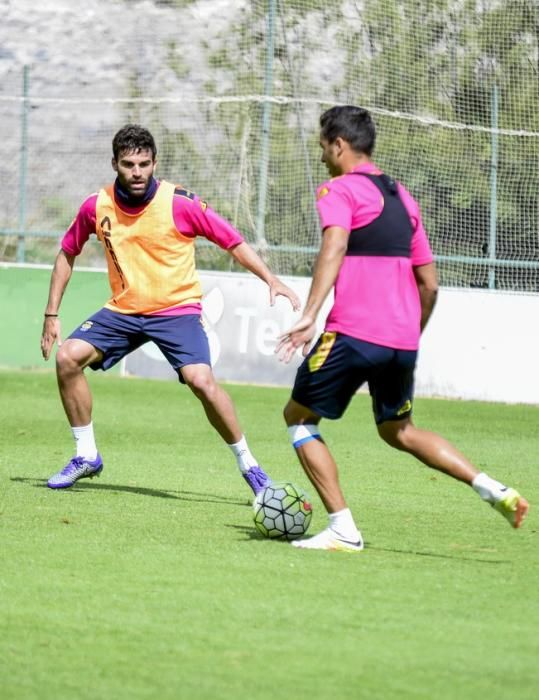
[
  {"left": 228, "top": 435, "right": 258, "bottom": 474},
  {"left": 472, "top": 472, "right": 508, "bottom": 504},
  {"left": 328, "top": 508, "right": 361, "bottom": 541},
  {"left": 72, "top": 422, "right": 97, "bottom": 461}
]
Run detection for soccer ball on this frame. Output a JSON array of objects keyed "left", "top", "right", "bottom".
[{"left": 253, "top": 481, "right": 313, "bottom": 540}]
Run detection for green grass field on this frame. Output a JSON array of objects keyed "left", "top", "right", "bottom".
[{"left": 1, "top": 369, "right": 538, "bottom": 700}]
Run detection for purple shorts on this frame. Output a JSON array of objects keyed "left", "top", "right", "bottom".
[{"left": 68, "top": 308, "right": 210, "bottom": 380}]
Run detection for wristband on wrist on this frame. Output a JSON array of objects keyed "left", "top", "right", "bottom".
[{"left": 44, "top": 313, "right": 58, "bottom": 317}]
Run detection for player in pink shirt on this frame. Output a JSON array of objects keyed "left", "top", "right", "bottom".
[{"left": 277, "top": 106, "right": 528, "bottom": 551}]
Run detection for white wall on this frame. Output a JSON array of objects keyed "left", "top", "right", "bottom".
[
  {"left": 416, "top": 287, "right": 539, "bottom": 404},
  {"left": 125, "top": 271, "right": 539, "bottom": 405}
]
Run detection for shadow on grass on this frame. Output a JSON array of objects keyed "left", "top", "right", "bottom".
[
  {"left": 226, "top": 524, "right": 265, "bottom": 541},
  {"left": 226, "top": 525, "right": 510, "bottom": 562},
  {"left": 10, "top": 477, "right": 248, "bottom": 506},
  {"left": 225, "top": 523, "right": 301, "bottom": 544},
  {"left": 368, "top": 544, "right": 509, "bottom": 564}
]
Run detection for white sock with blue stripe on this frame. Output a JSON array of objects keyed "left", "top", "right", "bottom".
[{"left": 287, "top": 424, "right": 322, "bottom": 449}]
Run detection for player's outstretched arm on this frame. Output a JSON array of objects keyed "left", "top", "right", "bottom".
[
  {"left": 41, "top": 250, "right": 76, "bottom": 360},
  {"left": 276, "top": 226, "right": 348, "bottom": 362},
  {"left": 227, "top": 241, "right": 300, "bottom": 310}
]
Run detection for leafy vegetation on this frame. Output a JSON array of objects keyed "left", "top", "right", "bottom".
[
  {"left": 3, "top": 1, "right": 538, "bottom": 289},
  {"left": 146, "top": 0, "right": 539, "bottom": 286}
]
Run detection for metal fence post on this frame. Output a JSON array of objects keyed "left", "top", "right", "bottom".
[
  {"left": 255, "top": 0, "right": 276, "bottom": 256},
  {"left": 17, "top": 65, "right": 29, "bottom": 263},
  {"left": 488, "top": 83, "right": 498, "bottom": 289}
]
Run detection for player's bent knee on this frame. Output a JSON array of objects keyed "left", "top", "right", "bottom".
[
  {"left": 56, "top": 340, "right": 94, "bottom": 373},
  {"left": 283, "top": 399, "right": 317, "bottom": 426},
  {"left": 184, "top": 368, "right": 217, "bottom": 398},
  {"left": 283, "top": 401, "right": 295, "bottom": 424},
  {"left": 378, "top": 421, "right": 413, "bottom": 451}
]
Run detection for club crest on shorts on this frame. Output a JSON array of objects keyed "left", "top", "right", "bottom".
[
  {"left": 80, "top": 321, "right": 93, "bottom": 332},
  {"left": 397, "top": 399, "right": 412, "bottom": 415}
]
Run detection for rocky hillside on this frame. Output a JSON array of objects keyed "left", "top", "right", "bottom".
[
  {"left": 1, "top": 0, "right": 245, "bottom": 99},
  {"left": 1, "top": 0, "right": 251, "bottom": 234}
]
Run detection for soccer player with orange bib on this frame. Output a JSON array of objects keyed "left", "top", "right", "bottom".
[
  {"left": 276, "top": 106, "right": 528, "bottom": 551},
  {"left": 41, "top": 124, "right": 300, "bottom": 492}
]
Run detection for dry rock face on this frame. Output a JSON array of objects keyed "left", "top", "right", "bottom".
[{"left": 1, "top": 0, "right": 248, "bottom": 235}]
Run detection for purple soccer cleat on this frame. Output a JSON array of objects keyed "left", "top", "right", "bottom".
[
  {"left": 47, "top": 454, "right": 103, "bottom": 489},
  {"left": 242, "top": 465, "right": 272, "bottom": 496}
]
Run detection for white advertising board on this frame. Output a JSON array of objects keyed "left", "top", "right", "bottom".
[
  {"left": 124, "top": 272, "right": 539, "bottom": 405},
  {"left": 124, "top": 271, "right": 317, "bottom": 385}
]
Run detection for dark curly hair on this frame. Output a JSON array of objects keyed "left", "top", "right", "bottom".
[{"left": 112, "top": 124, "right": 157, "bottom": 161}]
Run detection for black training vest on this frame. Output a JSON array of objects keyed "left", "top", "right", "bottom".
[{"left": 346, "top": 173, "right": 413, "bottom": 258}]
